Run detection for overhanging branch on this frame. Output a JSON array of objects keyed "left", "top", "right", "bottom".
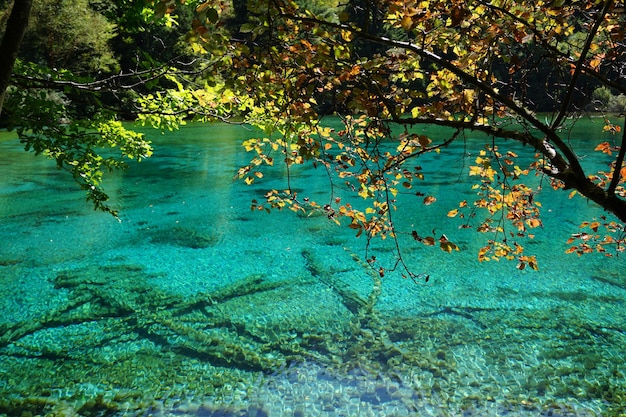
[
  {"left": 608, "top": 117, "right": 626, "bottom": 196},
  {"left": 276, "top": 9, "right": 626, "bottom": 222},
  {"left": 280, "top": 12, "right": 588, "bottom": 181}
]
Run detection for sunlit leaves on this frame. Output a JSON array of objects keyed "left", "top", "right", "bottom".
[
  {"left": 456, "top": 144, "right": 543, "bottom": 263},
  {"left": 95, "top": 121, "right": 153, "bottom": 161},
  {"left": 164, "top": 0, "right": 626, "bottom": 276},
  {"left": 469, "top": 150, "right": 497, "bottom": 181},
  {"left": 477, "top": 240, "right": 537, "bottom": 270},
  {"left": 565, "top": 218, "right": 626, "bottom": 257},
  {"left": 601, "top": 119, "right": 622, "bottom": 135},
  {"left": 517, "top": 256, "right": 538, "bottom": 271},
  {"left": 439, "top": 235, "right": 459, "bottom": 253},
  {"left": 410, "top": 230, "right": 458, "bottom": 254},
  {"left": 423, "top": 196, "right": 437, "bottom": 205}
]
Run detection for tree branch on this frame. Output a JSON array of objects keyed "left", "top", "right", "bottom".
[
  {"left": 11, "top": 58, "right": 193, "bottom": 93},
  {"left": 273, "top": 8, "right": 626, "bottom": 223},
  {"left": 281, "top": 12, "right": 590, "bottom": 179},
  {"left": 608, "top": 117, "right": 626, "bottom": 196},
  {"left": 551, "top": 0, "right": 614, "bottom": 130},
  {"left": 479, "top": 0, "right": 626, "bottom": 97}
]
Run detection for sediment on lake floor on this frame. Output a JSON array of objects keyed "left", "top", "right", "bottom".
[{"left": 0, "top": 248, "right": 625, "bottom": 416}]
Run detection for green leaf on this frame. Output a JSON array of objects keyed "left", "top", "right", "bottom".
[
  {"left": 154, "top": 2, "right": 167, "bottom": 20},
  {"left": 207, "top": 7, "right": 218, "bottom": 23}
]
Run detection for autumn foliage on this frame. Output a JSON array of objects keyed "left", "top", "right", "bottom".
[
  {"left": 3, "top": 0, "right": 625, "bottom": 276},
  {"left": 160, "top": 0, "right": 626, "bottom": 277}
]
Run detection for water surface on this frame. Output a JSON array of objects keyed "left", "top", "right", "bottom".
[{"left": 0, "top": 120, "right": 625, "bottom": 416}]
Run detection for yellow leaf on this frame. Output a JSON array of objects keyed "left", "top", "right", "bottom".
[
  {"left": 526, "top": 218, "right": 542, "bottom": 228},
  {"left": 423, "top": 196, "right": 437, "bottom": 205},
  {"left": 447, "top": 209, "right": 459, "bottom": 217},
  {"left": 463, "top": 89, "right": 475, "bottom": 103},
  {"left": 440, "top": 241, "right": 459, "bottom": 253},
  {"left": 478, "top": 245, "right": 491, "bottom": 260},
  {"left": 401, "top": 15, "right": 414, "bottom": 30},
  {"left": 354, "top": 212, "right": 366, "bottom": 223},
  {"left": 469, "top": 166, "right": 482, "bottom": 176}
]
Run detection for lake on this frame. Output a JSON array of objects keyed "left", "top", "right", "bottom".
[{"left": 0, "top": 118, "right": 625, "bottom": 416}]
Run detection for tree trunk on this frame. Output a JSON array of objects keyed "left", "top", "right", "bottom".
[{"left": 0, "top": 0, "right": 33, "bottom": 116}]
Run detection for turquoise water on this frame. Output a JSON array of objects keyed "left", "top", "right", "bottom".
[{"left": 0, "top": 119, "right": 625, "bottom": 416}]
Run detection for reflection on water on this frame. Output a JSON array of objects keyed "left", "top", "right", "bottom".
[{"left": 0, "top": 121, "right": 625, "bottom": 416}]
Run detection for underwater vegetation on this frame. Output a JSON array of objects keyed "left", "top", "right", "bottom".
[
  {"left": 147, "top": 226, "right": 222, "bottom": 249},
  {"left": 0, "top": 248, "right": 625, "bottom": 416}
]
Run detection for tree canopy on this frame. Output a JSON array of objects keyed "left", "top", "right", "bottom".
[
  {"left": 1, "top": 0, "right": 625, "bottom": 275},
  {"left": 0, "top": 0, "right": 192, "bottom": 214}
]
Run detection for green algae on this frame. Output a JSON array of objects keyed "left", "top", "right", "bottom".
[
  {"left": 0, "top": 250, "right": 445, "bottom": 411},
  {"left": 0, "top": 257, "right": 364, "bottom": 411},
  {"left": 148, "top": 226, "right": 221, "bottom": 248},
  {"left": 600, "top": 378, "right": 626, "bottom": 417},
  {"left": 590, "top": 270, "right": 626, "bottom": 291},
  {"left": 1, "top": 251, "right": 625, "bottom": 415},
  {"left": 0, "top": 258, "right": 22, "bottom": 266},
  {"left": 1, "top": 264, "right": 286, "bottom": 387}
]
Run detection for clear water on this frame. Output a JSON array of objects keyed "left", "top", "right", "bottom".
[{"left": 0, "top": 119, "right": 624, "bottom": 417}]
